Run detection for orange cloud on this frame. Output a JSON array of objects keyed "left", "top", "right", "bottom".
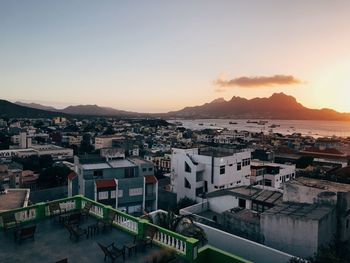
[{"left": 214, "top": 74, "right": 302, "bottom": 88}]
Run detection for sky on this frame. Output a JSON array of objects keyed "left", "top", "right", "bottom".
[{"left": 0, "top": 0, "right": 350, "bottom": 113}]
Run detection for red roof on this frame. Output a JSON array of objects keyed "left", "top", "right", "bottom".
[
  {"left": 145, "top": 175, "right": 157, "bottom": 184},
  {"left": 67, "top": 172, "right": 77, "bottom": 181},
  {"left": 95, "top": 179, "right": 116, "bottom": 188}
]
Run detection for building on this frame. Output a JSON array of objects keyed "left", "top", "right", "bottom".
[
  {"left": 69, "top": 155, "right": 158, "bottom": 214},
  {"left": 94, "top": 134, "right": 124, "bottom": 150},
  {"left": 52, "top": 117, "right": 67, "bottom": 125},
  {"left": 171, "top": 147, "right": 251, "bottom": 201},
  {"left": 250, "top": 161, "right": 296, "bottom": 189},
  {"left": 261, "top": 203, "right": 336, "bottom": 258},
  {"left": 0, "top": 144, "right": 73, "bottom": 160}
]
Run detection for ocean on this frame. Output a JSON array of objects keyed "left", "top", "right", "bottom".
[{"left": 168, "top": 119, "right": 350, "bottom": 138}]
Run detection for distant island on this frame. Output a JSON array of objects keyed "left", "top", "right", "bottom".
[{"left": 1, "top": 93, "right": 349, "bottom": 121}]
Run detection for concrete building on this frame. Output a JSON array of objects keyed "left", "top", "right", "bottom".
[
  {"left": 69, "top": 155, "right": 158, "bottom": 214},
  {"left": 94, "top": 134, "right": 124, "bottom": 150},
  {"left": 171, "top": 147, "right": 251, "bottom": 201},
  {"left": 261, "top": 203, "right": 336, "bottom": 258},
  {"left": 0, "top": 144, "right": 73, "bottom": 160},
  {"left": 52, "top": 117, "right": 67, "bottom": 125},
  {"left": 250, "top": 161, "right": 296, "bottom": 189}
]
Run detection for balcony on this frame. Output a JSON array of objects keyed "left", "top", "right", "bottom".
[{"left": 0, "top": 195, "right": 251, "bottom": 263}]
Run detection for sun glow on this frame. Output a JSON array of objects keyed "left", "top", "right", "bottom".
[{"left": 312, "top": 60, "right": 350, "bottom": 112}]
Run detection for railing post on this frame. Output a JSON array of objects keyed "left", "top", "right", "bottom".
[
  {"left": 137, "top": 219, "right": 148, "bottom": 239},
  {"left": 35, "top": 202, "right": 47, "bottom": 220},
  {"left": 185, "top": 237, "right": 200, "bottom": 263},
  {"left": 103, "top": 205, "right": 112, "bottom": 220},
  {"left": 74, "top": 195, "right": 83, "bottom": 210}
]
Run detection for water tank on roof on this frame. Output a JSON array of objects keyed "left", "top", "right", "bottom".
[{"left": 315, "top": 191, "right": 337, "bottom": 206}]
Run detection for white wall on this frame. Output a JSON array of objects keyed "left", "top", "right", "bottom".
[{"left": 197, "top": 222, "right": 294, "bottom": 263}]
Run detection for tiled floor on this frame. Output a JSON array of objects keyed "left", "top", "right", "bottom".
[{"left": 0, "top": 217, "right": 171, "bottom": 263}]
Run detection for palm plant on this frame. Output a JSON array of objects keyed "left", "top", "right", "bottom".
[{"left": 142, "top": 210, "right": 207, "bottom": 245}]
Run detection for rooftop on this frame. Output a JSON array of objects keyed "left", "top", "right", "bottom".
[
  {"left": 0, "top": 216, "right": 167, "bottom": 263},
  {"left": 292, "top": 177, "right": 350, "bottom": 192},
  {"left": 262, "top": 203, "right": 334, "bottom": 221},
  {"left": 0, "top": 196, "right": 249, "bottom": 263},
  {"left": 0, "top": 189, "right": 29, "bottom": 211},
  {"left": 206, "top": 186, "right": 283, "bottom": 206}
]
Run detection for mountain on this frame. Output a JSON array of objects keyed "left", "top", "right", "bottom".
[
  {"left": 60, "top": 104, "right": 139, "bottom": 116},
  {"left": 0, "top": 100, "right": 68, "bottom": 118},
  {"left": 15, "top": 101, "right": 57, "bottom": 111},
  {"left": 167, "top": 93, "right": 350, "bottom": 121}
]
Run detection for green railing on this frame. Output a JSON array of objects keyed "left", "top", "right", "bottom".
[{"left": 0, "top": 195, "right": 245, "bottom": 263}]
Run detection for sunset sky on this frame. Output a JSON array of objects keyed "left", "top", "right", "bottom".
[{"left": 1, "top": 1, "right": 350, "bottom": 113}]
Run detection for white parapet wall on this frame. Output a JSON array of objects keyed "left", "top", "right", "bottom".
[{"left": 197, "top": 222, "right": 294, "bottom": 263}]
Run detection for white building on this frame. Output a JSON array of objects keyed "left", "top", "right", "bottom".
[
  {"left": 171, "top": 147, "right": 251, "bottom": 201},
  {"left": 250, "top": 161, "right": 296, "bottom": 189},
  {"left": 94, "top": 134, "right": 124, "bottom": 150}
]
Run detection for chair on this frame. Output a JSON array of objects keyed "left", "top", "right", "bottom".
[
  {"left": 136, "top": 225, "right": 157, "bottom": 251},
  {"left": 98, "top": 242, "right": 125, "bottom": 262},
  {"left": 97, "top": 210, "right": 116, "bottom": 232},
  {"left": 64, "top": 223, "right": 87, "bottom": 242},
  {"left": 1, "top": 213, "right": 19, "bottom": 232},
  {"left": 48, "top": 202, "right": 65, "bottom": 222},
  {"left": 80, "top": 201, "right": 92, "bottom": 220},
  {"left": 15, "top": 225, "right": 36, "bottom": 244}
]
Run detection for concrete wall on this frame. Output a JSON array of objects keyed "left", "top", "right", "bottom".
[
  {"left": 197, "top": 222, "right": 293, "bottom": 263},
  {"left": 337, "top": 192, "right": 350, "bottom": 241},
  {"left": 283, "top": 182, "right": 324, "bottom": 204},
  {"left": 222, "top": 211, "right": 262, "bottom": 242},
  {"left": 260, "top": 213, "right": 319, "bottom": 258},
  {"left": 317, "top": 208, "right": 337, "bottom": 248}
]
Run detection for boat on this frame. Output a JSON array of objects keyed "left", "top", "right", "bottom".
[
  {"left": 198, "top": 123, "right": 204, "bottom": 126},
  {"left": 269, "top": 124, "right": 280, "bottom": 128},
  {"left": 257, "top": 120, "right": 268, "bottom": 125},
  {"left": 229, "top": 121, "right": 238, "bottom": 125}
]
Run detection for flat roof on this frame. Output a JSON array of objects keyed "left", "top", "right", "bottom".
[
  {"left": 290, "top": 177, "right": 350, "bottom": 192},
  {"left": 108, "top": 159, "right": 136, "bottom": 168},
  {"left": 262, "top": 203, "right": 334, "bottom": 221},
  {"left": 129, "top": 157, "right": 153, "bottom": 165},
  {"left": 81, "top": 163, "right": 111, "bottom": 170},
  {"left": 207, "top": 186, "right": 283, "bottom": 205},
  {"left": 0, "top": 189, "right": 28, "bottom": 211}
]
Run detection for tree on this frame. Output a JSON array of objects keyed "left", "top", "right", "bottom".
[{"left": 38, "top": 165, "right": 71, "bottom": 188}]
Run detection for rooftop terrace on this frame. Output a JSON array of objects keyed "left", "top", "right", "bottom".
[{"left": 0, "top": 195, "right": 251, "bottom": 263}]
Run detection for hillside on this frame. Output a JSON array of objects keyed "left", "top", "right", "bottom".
[{"left": 166, "top": 93, "right": 350, "bottom": 121}]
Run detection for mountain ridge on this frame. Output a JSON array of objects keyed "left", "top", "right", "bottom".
[{"left": 8, "top": 93, "right": 350, "bottom": 120}]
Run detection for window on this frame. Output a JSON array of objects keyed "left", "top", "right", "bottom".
[
  {"left": 148, "top": 167, "right": 153, "bottom": 172},
  {"left": 347, "top": 219, "right": 349, "bottom": 229},
  {"left": 93, "top": 170, "right": 103, "bottom": 179},
  {"left": 237, "top": 162, "right": 242, "bottom": 171},
  {"left": 118, "top": 190, "right": 123, "bottom": 198},
  {"left": 264, "top": 179, "right": 272, "bottom": 187},
  {"left": 185, "top": 162, "right": 191, "bottom": 173},
  {"left": 146, "top": 184, "right": 154, "bottom": 196},
  {"left": 129, "top": 188, "right": 143, "bottom": 196},
  {"left": 229, "top": 164, "right": 233, "bottom": 167},
  {"left": 142, "top": 168, "right": 147, "bottom": 172},
  {"left": 220, "top": 165, "right": 225, "bottom": 174},
  {"left": 184, "top": 178, "right": 191, "bottom": 189},
  {"left": 98, "top": 191, "right": 108, "bottom": 200},
  {"left": 125, "top": 168, "right": 135, "bottom": 178},
  {"left": 238, "top": 198, "right": 246, "bottom": 208},
  {"left": 110, "top": 190, "right": 116, "bottom": 198}
]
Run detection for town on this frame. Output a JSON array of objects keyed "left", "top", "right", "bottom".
[{"left": 1, "top": 116, "right": 349, "bottom": 263}]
